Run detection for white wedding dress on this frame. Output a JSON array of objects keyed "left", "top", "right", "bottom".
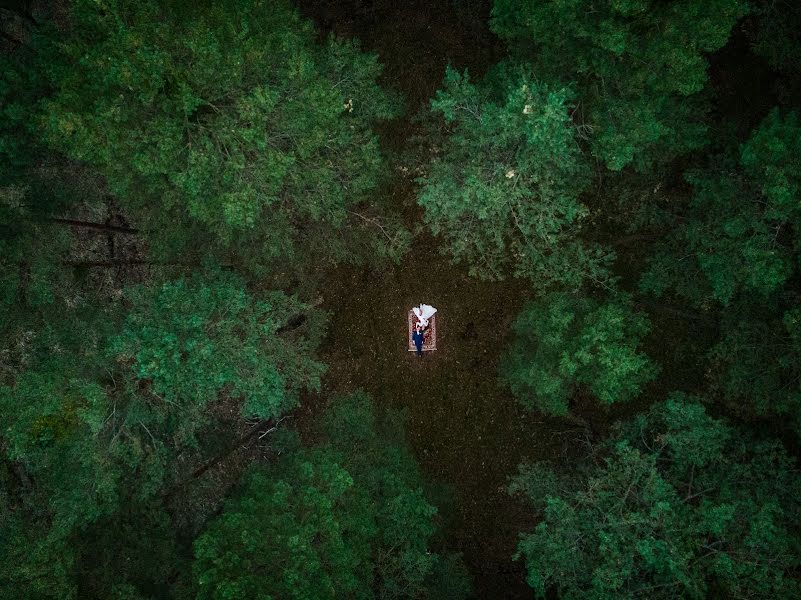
[{"left": 413, "top": 303, "right": 437, "bottom": 328}]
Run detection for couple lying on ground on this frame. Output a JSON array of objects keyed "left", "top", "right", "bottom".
[{"left": 412, "top": 303, "right": 437, "bottom": 356}]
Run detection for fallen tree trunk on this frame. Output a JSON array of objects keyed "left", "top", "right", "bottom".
[{"left": 161, "top": 417, "right": 282, "bottom": 499}]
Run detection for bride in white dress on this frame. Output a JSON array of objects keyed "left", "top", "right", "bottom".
[{"left": 413, "top": 303, "right": 437, "bottom": 329}]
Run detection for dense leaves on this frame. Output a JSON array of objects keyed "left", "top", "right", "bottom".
[
  {"left": 113, "top": 272, "right": 326, "bottom": 430},
  {"left": 643, "top": 110, "right": 801, "bottom": 306},
  {"left": 749, "top": 0, "right": 801, "bottom": 75},
  {"left": 193, "top": 392, "right": 470, "bottom": 599},
  {"left": 419, "top": 66, "right": 612, "bottom": 290},
  {"left": 491, "top": 0, "right": 747, "bottom": 171},
  {"left": 511, "top": 396, "right": 801, "bottom": 599},
  {"left": 2, "top": 0, "right": 801, "bottom": 597},
  {"left": 502, "top": 292, "right": 658, "bottom": 415},
  {"left": 12, "top": 0, "right": 405, "bottom": 272},
  {"left": 707, "top": 299, "right": 801, "bottom": 436},
  {"left": 0, "top": 269, "right": 327, "bottom": 598},
  {"left": 640, "top": 110, "right": 801, "bottom": 433}
]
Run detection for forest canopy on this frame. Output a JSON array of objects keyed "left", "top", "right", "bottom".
[{"left": 2, "top": 0, "right": 800, "bottom": 598}]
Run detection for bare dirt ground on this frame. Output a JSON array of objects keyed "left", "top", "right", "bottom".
[
  {"left": 291, "top": 1, "right": 581, "bottom": 596},
  {"left": 300, "top": 218, "right": 575, "bottom": 597}
]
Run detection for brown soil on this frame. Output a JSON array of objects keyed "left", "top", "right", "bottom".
[
  {"left": 299, "top": 221, "right": 578, "bottom": 598},
  {"left": 289, "top": 2, "right": 591, "bottom": 597},
  {"left": 291, "top": 1, "right": 717, "bottom": 596}
]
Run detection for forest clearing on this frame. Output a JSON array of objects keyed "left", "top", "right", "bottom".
[{"left": 2, "top": 1, "right": 800, "bottom": 599}]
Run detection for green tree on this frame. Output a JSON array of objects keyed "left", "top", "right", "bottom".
[
  {"left": 0, "top": 15, "right": 53, "bottom": 183},
  {"left": 642, "top": 109, "right": 801, "bottom": 306},
  {"left": 193, "top": 392, "right": 470, "bottom": 599},
  {"left": 112, "top": 271, "right": 326, "bottom": 437},
  {"left": 0, "top": 175, "right": 81, "bottom": 339},
  {"left": 419, "top": 65, "right": 612, "bottom": 290},
  {"left": 511, "top": 395, "right": 801, "bottom": 599},
  {"left": 13, "top": 0, "right": 404, "bottom": 274},
  {"left": 0, "top": 270, "right": 327, "bottom": 598},
  {"left": 491, "top": 0, "right": 747, "bottom": 171},
  {"left": 707, "top": 299, "right": 801, "bottom": 436},
  {"left": 0, "top": 357, "right": 168, "bottom": 599},
  {"left": 748, "top": 0, "right": 801, "bottom": 75},
  {"left": 194, "top": 446, "right": 374, "bottom": 600},
  {"left": 501, "top": 292, "right": 658, "bottom": 416},
  {"left": 640, "top": 110, "right": 801, "bottom": 434}
]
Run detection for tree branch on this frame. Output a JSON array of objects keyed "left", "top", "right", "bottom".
[
  {"left": 347, "top": 209, "right": 394, "bottom": 244},
  {"left": 51, "top": 217, "right": 139, "bottom": 234}
]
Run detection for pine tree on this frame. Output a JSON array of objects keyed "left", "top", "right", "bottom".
[
  {"left": 491, "top": 0, "right": 747, "bottom": 171},
  {"left": 5, "top": 0, "right": 406, "bottom": 276},
  {"left": 641, "top": 110, "right": 801, "bottom": 434},
  {"left": 501, "top": 292, "right": 658, "bottom": 416},
  {"left": 418, "top": 65, "right": 612, "bottom": 290},
  {"left": 193, "top": 392, "right": 471, "bottom": 599},
  {"left": 511, "top": 396, "right": 801, "bottom": 599}
]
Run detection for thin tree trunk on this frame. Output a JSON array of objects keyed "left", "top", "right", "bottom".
[
  {"left": 51, "top": 217, "right": 139, "bottom": 234},
  {"left": 62, "top": 259, "right": 154, "bottom": 268}
]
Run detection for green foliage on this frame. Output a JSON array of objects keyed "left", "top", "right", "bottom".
[
  {"left": 2, "top": 271, "right": 327, "bottom": 519},
  {"left": 511, "top": 396, "right": 801, "bottom": 599},
  {"left": 0, "top": 369, "right": 118, "bottom": 530},
  {"left": 112, "top": 271, "right": 326, "bottom": 435},
  {"left": 19, "top": 0, "right": 403, "bottom": 272},
  {"left": 0, "top": 181, "right": 75, "bottom": 334},
  {"left": 194, "top": 448, "right": 371, "bottom": 600},
  {"left": 0, "top": 266, "right": 327, "bottom": 598},
  {"left": 5, "top": 1, "right": 799, "bottom": 597},
  {"left": 0, "top": 23, "right": 55, "bottom": 182},
  {"left": 320, "top": 392, "right": 449, "bottom": 598},
  {"left": 642, "top": 109, "right": 801, "bottom": 306},
  {"left": 0, "top": 359, "right": 175, "bottom": 599},
  {"left": 77, "top": 503, "right": 186, "bottom": 600},
  {"left": 193, "top": 392, "right": 470, "bottom": 599},
  {"left": 0, "top": 458, "right": 78, "bottom": 600},
  {"left": 491, "top": 0, "right": 747, "bottom": 171},
  {"left": 640, "top": 110, "right": 801, "bottom": 433},
  {"left": 501, "top": 293, "right": 658, "bottom": 415},
  {"left": 419, "top": 65, "right": 612, "bottom": 290},
  {"left": 707, "top": 300, "right": 801, "bottom": 436}
]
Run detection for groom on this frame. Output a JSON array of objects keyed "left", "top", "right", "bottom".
[{"left": 412, "top": 324, "right": 425, "bottom": 357}]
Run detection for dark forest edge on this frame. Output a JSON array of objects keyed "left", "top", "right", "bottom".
[{"left": 1, "top": 0, "right": 801, "bottom": 598}]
